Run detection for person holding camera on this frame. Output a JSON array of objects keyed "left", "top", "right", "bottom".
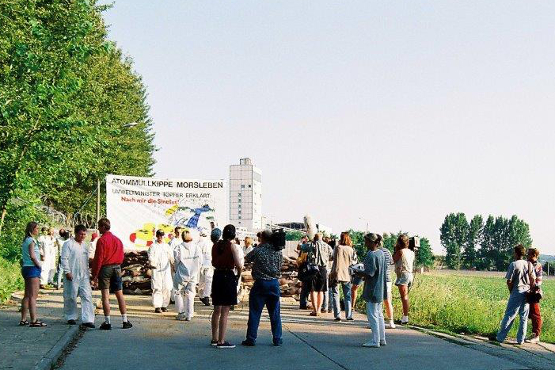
[
  {"left": 242, "top": 230, "right": 284, "bottom": 346},
  {"left": 393, "top": 234, "right": 414, "bottom": 325}
]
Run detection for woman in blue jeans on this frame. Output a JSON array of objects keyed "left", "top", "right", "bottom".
[
  {"left": 242, "top": 230, "right": 283, "bottom": 346},
  {"left": 330, "top": 232, "right": 357, "bottom": 321}
]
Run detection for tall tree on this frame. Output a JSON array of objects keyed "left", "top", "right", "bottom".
[
  {"left": 440, "top": 213, "right": 469, "bottom": 269},
  {"left": 463, "top": 215, "right": 483, "bottom": 269},
  {"left": 415, "top": 237, "right": 434, "bottom": 268}
]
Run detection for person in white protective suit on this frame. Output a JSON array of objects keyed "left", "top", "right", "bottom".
[
  {"left": 173, "top": 229, "right": 202, "bottom": 321},
  {"left": 148, "top": 229, "right": 174, "bottom": 313},
  {"left": 61, "top": 224, "right": 95, "bottom": 328},
  {"left": 39, "top": 228, "right": 57, "bottom": 286},
  {"left": 198, "top": 232, "right": 214, "bottom": 306}
]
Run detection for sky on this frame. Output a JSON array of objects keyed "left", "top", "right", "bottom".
[{"left": 102, "top": 0, "right": 555, "bottom": 254}]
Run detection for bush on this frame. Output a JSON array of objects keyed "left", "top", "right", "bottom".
[{"left": 0, "top": 257, "right": 23, "bottom": 303}]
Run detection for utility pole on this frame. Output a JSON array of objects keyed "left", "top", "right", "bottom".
[{"left": 96, "top": 178, "right": 100, "bottom": 227}]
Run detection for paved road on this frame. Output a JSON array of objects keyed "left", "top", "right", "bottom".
[{"left": 59, "top": 296, "right": 534, "bottom": 370}]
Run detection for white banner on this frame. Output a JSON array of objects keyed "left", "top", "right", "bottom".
[{"left": 106, "top": 174, "right": 227, "bottom": 250}]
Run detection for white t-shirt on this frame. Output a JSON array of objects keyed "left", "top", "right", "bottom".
[{"left": 506, "top": 259, "right": 535, "bottom": 294}]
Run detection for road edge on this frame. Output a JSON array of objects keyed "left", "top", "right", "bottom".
[{"left": 34, "top": 325, "right": 81, "bottom": 370}]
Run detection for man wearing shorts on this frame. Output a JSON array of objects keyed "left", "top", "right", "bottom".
[{"left": 91, "top": 218, "right": 132, "bottom": 330}]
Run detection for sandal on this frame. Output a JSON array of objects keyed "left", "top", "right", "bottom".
[
  {"left": 309, "top": 312, "right": 318, "bottom": 316},
  {"left": 29, "top": 321, "right": 47, "bottom": 327},
  {"left": 19, "top": 320, "right": 29, "bottom": 326}
]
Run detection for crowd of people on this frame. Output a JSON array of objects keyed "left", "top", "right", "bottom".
[{"left": 17, "top": 219, "right": 545, "bottom": 348}]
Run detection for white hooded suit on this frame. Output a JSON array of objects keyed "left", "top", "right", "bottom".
[
  {"left": 60, "top": 238, "right": 94, "bottom": 323},
  {"left": 173, "top": 241, "right": 202, "bottom": 319},
  {"left": 148, "top": 241, "right": 174, "bottom": 309},
  {"left": 197, "top": 237, "right": 213, "bottom": 299}
]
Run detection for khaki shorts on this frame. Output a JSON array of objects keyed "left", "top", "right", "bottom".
[{"left": 98, "top": 264, "right": 123, "bottom": 292}]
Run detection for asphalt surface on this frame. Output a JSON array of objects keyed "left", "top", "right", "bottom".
[{"left": 58, "top": 296, "right": 532, "bottom": 370}]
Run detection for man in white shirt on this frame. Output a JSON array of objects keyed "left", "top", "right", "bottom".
[
  {"left": 61, "top": 224, "right": 95, "bottom": 328},
  {"left": 148, "top": 230, "right": 174, "bottom": 313}
]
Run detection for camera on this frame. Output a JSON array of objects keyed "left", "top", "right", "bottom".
[
  {"left": 270, "top": 228, "right": 286, "bottom": 251},
  {"left": 409, "top": 236, "right": 420, "bottom": 252}
]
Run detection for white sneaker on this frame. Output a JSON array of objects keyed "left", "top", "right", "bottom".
[
  {"left": 380, "top": 340, "right": 387, "bottom": 346},
  {"left": 526, "top": 336, "right": 540, "bottom": 344},
  {"left": 385, "top": 321, "right": 396, "bottom": 329},
  {"left": 176, "top": 313, "right": 186, "bottom": 321},
  {"left": 401, "top": 316, "right": 409, "bottom": 324},
  {"left": 362, "top": 342, "right": 380, "bottom": 348}
]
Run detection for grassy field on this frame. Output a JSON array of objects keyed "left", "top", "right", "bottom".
[
  {"left": 356, "top": 271, "right": 555, "bottom": 343},
  {"left": 0, "top": 258, "right": 23, "bottom": 303}
]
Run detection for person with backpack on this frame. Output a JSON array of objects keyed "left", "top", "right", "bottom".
[
  {"left": 301, "top": 233, "right": 333, "bottom": 316},
  {"left": 526, "top": 247, "right": 543, "bottom": 344}
]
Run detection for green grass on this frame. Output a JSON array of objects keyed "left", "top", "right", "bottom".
[
  {"left": 0, "top": 258, "right": 23, "bottom": 303},
  {"left": 356, "top": 272, "right": 555, "bottom": 343}
]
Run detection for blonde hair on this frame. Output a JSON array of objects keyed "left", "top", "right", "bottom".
[{"left": 244, "top": 237, "right": 253, "bottom": 246}]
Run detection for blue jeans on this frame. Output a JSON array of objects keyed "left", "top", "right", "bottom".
[
  {"left": 366, "top": 301, "right": 386, "bottom": 346},
  {"left": 246, "top": 279, "right": 282, "bottom": 343},
  {"left": 496, "top": 291, "right": 529, "bottom": 343},
  {"left": 331, "top": 282, "right": 352, "bottom": 319}
]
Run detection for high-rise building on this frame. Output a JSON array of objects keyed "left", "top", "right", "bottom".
[{"left": 229, "top": 158, "right": 262, "bottom": 231}]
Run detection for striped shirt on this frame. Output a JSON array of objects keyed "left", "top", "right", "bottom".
[
  {"left": 532, "top": 261, "right": 543, "bottom": 286},
  {"left": 380, "top": 247, "right": 394, "bottom": 282}
]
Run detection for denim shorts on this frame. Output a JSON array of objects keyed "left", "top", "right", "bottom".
[
  {"left": 22, "top": 266, "right": 42, "bottom": 279},
  {"left": 395, "top": 272, "right": 413, "bottom": 286}
]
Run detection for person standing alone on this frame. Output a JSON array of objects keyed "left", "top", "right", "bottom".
[
  {"left": 61, "top": 224, "right": 95, "bottom": 328},
  {"left": 91, "top": 218, "right": 132, "bottom": 330}
]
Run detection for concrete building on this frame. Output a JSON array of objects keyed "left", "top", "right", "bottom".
[{"left": 229, "top": 158, "right": 262, "bottom": 231}]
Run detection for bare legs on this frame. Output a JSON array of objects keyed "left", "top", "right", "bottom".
[
  {"left": 384, "top": 298, "right": 394, "bottom": 321},
  {"left": 310, "top": 291, "right": 323, "bottom": 315},
  {"left": 21, "top": 277, "right": 39, "bottom": 322},
  {"left": 212, "top": 305, "right": 231, "bottom": 344},
  {"left": 101, "top": 289, "right": 128, "bottom": 317},
  {"left": 351, "top": 284, "right": 359, "bottom": 309},
  {"left": 114, "top": 290, "right": 127, "bottom": 315},
  {"left": 398, "top": 285, "right": 409, "bottom": 316}
]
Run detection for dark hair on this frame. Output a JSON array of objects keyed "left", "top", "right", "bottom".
[
  {"left": 515, "top": 244, "right": 526, "bottom": 258},
  {"left": 98, "top": 218, "right": 111, "bottom": 230},
  {"left": 156, "top": 229, "right": 165, "bottom": 238},
  {"left": 25, "top": 222, "right": 38, "bottom": 240},
  {"left": 396, "top": 234, "right": 409, "bottom": 250},
  {"left": 174, "top": 226, "right": 182, "bottom": 234},
  {"left": 222, "top": 224, "right": 236, "bottom": 241},
  {"left": 528, "top": 247, "right": 540, "bottom": 258},
  {"left": 41, "top": 227, "right": 48, "bottom": 233},
  {"left": 74, "top": 224, "right": 87, "bottom": 234}
]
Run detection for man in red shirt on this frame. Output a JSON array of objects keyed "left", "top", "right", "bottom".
[{"left": 92, "top": 218, "right": 132, "bottom": 330}]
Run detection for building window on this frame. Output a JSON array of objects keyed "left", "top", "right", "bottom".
[
  {"left": 241, "top": 185, "right": 245, "bottom": 189},
  {"left": 248, "top": 185, "right": 251, "bottom": 188},
  {"left": 238, "top": 216, "right": 241, "bottom": 220},
  {"left": 238, "top": 204, "right": 241, "bottom": 208},
  {"left": 238, "top": 193, "right": 241, "bottom": 197}
]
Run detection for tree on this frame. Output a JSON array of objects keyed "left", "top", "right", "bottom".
[
  {"left": 285, "top": 230, "right": 304, "bottom": 241},
  {"left": 0, "top": 0, "right": 155, "bottom": 260},
  {"left": 416, "top": 237, "right": 434, "bottom": 268},
  {"left": 463, "top": 215, "right": 483, "bottom": 269},
  {"left": 440, "top": 213, "right": 469, "bottom": 269}
]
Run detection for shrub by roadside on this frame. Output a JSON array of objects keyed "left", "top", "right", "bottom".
[{"left": 0, "top": 258, "right": 23, "bottom": 303}]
